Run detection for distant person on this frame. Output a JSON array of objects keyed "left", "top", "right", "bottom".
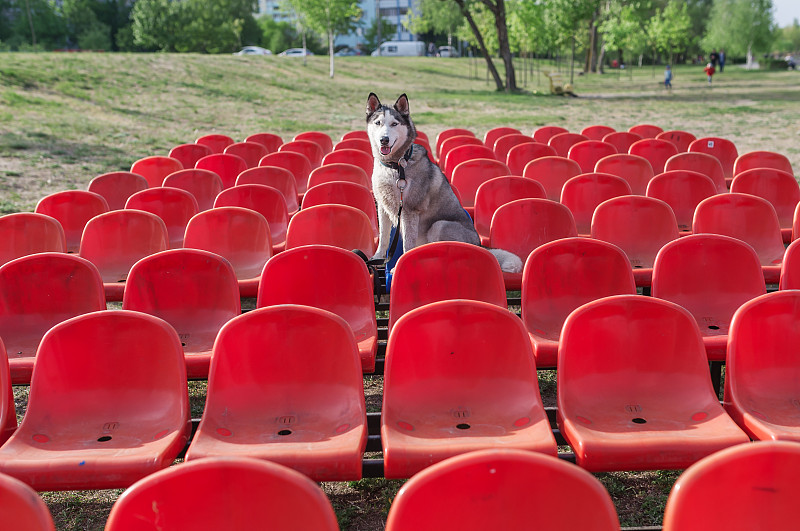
[
  {"left": 704, "top": 62, "right": 716, "bottom": 84},
  {"left": 664, "top": 64, "right": 673, "bottom": 89},
  {"left": 427, "top": 42, "right": 435, "bottom": 57},
  {"left": 787, "top": 54, "right": 797, "bottom": 70},
  {"left": 719, "top": 50, "right": 726, "bottom": 72},
  {"left": 710, "top": 50, "right": 719, "bottom": 68}
]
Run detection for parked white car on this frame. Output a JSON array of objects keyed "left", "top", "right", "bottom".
[
  {"left": 438, "top": 46, "right": 459, "bottom": 58},
  {"left": 279, "top": 48, "right": 315, "bottom": 57},
  {"left": 371, "top": 41, "right": 425, "bottom": 57},
  {"left": 233, "top": 46, "right": 272, "bottom": 56}
]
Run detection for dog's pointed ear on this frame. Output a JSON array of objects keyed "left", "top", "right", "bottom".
[
  {"left": 394, "top": 94, "right": 410, "bottom": 116},
  {"left": 366, "top": 93, "right": 381, "bottom": 116}
]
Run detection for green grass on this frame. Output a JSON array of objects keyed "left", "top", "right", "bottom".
[{"left": 2, "top": 52, "right": 800, "bottom": 529}]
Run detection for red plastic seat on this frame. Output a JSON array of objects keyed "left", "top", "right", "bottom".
[
  {"left": 0, "top": 341, "right": 16, "bottom": 446},
  {"left": 628, "top": 138, "right": 679, "bottom": 174},
  {"left": 223, "top": 141, "right": 268, "bottom": 168},
  {"left": 260, "top": 151, "right": 314, "bottom": 200},
  {"left": 35, "top": 190, "right": 109, "bottom": 253},
  {"left": 321, "top": 148, "right": 373, "bottom": 178},
  {"left": 725, "top": 291, "right": 800, "bottom": 440},
  {"left": 382, "top": 300, "right": 557, "bottom": 479},
  {"left": 652, "top": 234, "right": 767, "bottom": 361},
  {"left": 214, "top": 184, "right": 289, "bottom": 253},
  {"left": 646, "top": 169, "right": 717, "bottom": 233},
  {"left": 734, "top": 150, "right": 794, "bottom": 176},
  {"left": 664, "top": 151, "right": 728, "bottom": 193},
  {"left": 168, "top": 143, "right": 213, "bottom": 169},
  {"left": 693, "top": 193, "right": 785, "bottom": 283},
  {"left": 0, "top": 213, "right": 65, "bottom": 267},
  {"left": 689, "top": 136, "right": 738, "bottom": 185},
  {"left": 195, "top": 153, "right": 248, "bottom": 189},
  {"left": 0, "top": 310, "right": 191, "bottom": 490},
  {"left": 79, "top": 210, "right": 168, "bottom": 302},
  {"left": 186, "top": 306, "right": 367, "bottom": 480},
  {"left": 196, "top": 133, "right": 234, "bottom": 154},
  {"left": 183, "top": 207, "right": 272, "bottom": 298},
  {"left": 663, "top": 442, "right": 800, "bottom": 531},
  {"left": 0, "top": 253, "right": 106, "bottom": 384},
  {"left": 307, "top": 162, "right": 371, "bottom": 190},
  {"left": 301, "top": 181, "right": 379, "bottom": 239},
  {"left": 591, "top": 195, "right": 679, "bottom": 287},
  {"left": 385, "top": 449, "right": 620, "bottom": 531},
  {"left": 522, "top": 238, "right": 636, "bottom": 368},
  {"left": 294, "top": 131, "right": 334, "bottom": 155},
  {"left": 130, "top": 156, "right": 183, "bottom": 188},
  {"left": 547, "top": 132, "right": 589, "bottom": 158},
  {"left": 560, "top": 172, "right": 632, "bottom": 236},
  {"left": 594, "top": 153, "right": 654, "bottom": 195},
  {"left": 88, "top": 171, "right": 148, "bottom": 210},
  {"left": 334, "top": 137, "right": 372, "bottom": 154},
  {"left": 450, "top": 158, "right": 510, "bottom": 216},
  {"left": 568, "top": 140, "right": 618, "bottom": 173},
  {"left": 341, "top": 130, "right": 369, "bottom": 142},
  {"left": 490, "top": 198, "right": 578, "bottom": 290},
  {"left": 280, "top": 139, "right": 324, "bottom": 168},
  {"left": 285, "top": 204, "right": 376, "bottom": 256},
  {"left": 532, "top": 125, "right": 568, "bottom": 144},
  {"left": 483, "top": 126, "right": 521, "bottom": 148},
  {"left": 257, "top": 245, "right": 377, "bottom": 372},
  {"left": 505, "top": 142, "right": 557, "bottom": 175},
  {"left": 474, "top": 176, "right": 546, "bottom": 246},
  {"left": 438, "top": 136, "right": 485, "bottom": 166},
  {"left": 580, "top": 124, "right": 616, "bottom": 141},
  {"left": 236, "top": 165, "right": 299, "bottom": 217},
  {"left": 435, "top": 128, "right": 475, "bottom": 158},
  {"left": 245, "top": 132, "right": 283, "bottom": 153},
  {"left": 162, "top": 168, "right": 223, "bottom": 212},
  {"left": 627, "top": 123, "right": 663, "bottom": 138},
  {"left": 388, "top": 242, "right": 507, "bottom": 332},
  {"left": 656, "top": 130, "right": 697, "bottom": 152},
  {"left": 601, "top": 131, "right": 642, "bottom": 153},
  {"left": 105, "top": 457, "right": 340, "bottom": 531},
  {"left": 780, "top": 238, "right": 800, "bottom": 289},
  {"left": 125, "top": 187, "right": 198, "bottom": 249},
  {"left": 0, "top": 471, "right": 54, "bottom": 530},
  {"left": 731, "top": 167, "right": 799, "bottom": 242},
  {"left": 522, "top": 156, "right": 582, "bottom": 201},
  {"left": 557, "top": 294, "right": 749, "bottom": 472},
  {"left": 492, "top": 133, "right": 534, "bottom": 162},
  {"left": 123, "top": 249, "right": 241, "bottom": 379},
  {"left": 443, "top": 144, "right": 496, "bottom": 180}
]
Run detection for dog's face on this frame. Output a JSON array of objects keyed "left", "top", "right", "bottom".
[{"left": 366, "top": 93, "right": 416, "bottom": 161}]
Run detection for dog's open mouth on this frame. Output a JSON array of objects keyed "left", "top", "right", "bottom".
[{"left": 380, "top": 141, "right": 395, "bottom": 156}]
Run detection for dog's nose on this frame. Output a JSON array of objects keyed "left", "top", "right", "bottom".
[{"left": 380, "top": 136, "right": 390, "bottom": 146}]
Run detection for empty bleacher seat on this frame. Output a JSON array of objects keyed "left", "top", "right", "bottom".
[
  {"left": 689, "top": 136, "right": 739, "bottom": 186},
  {"left": 730, "top": 167, "right": 799, "bottom": 243},
  {"left": 733, "top": 150, "right": 794, "bottom": 176},
  {"left": 547, "top": 132, "right": 589, "bottom": 158},
  {"left": 294, "top": 131, "right": 334, "bottom": 155},
  {"left": 0, "top": 471, "right": 54, "bottom": 530},
  {"left": 285, "top": 204, "right": 376, "bottom": 257},
  {"left": 443, "top": 144, "right": 496, "bottom": 180},
  {"left": 492, "top": 133, "right": 534, "bottom": 163},
  {"left": 505, "top": 142, "right": 556, "bottom": 175},
  {"left": 483, "top": 126, "right": 521, "bottom": 150},
  {"left": 532, "top": 125, "right": 568, "bottom": 144},
  {"left": 435, "top": 128, "right": 475, "bottom": 159},
  {"left": 195, "top": 153, "right": 248, "bottom": 190},
  {"left": 214, "top": 183, "right": 289, "bottom": 254},
  {"left": 130, "top": 155, "right": 183, "bottom": 188},
  {"left": 236, "top": 165, "right": 300, "bottom": 217},
  {"left": 245, "top": 132, "right": 283, "bottom": 153},
  {"left": 301, "top": 181, "right": 379, "bottom": 240},
  {"left": 664, "top": 151, "right": 728, "bottom": 193},
  {"left": 0, "top": 340, "right": 16, "bottom": 446},
  {"left": 88, "top": 171, "right": 148, "bottom": 211},
  {"left": 580, "top": 124, "right": 616, "bottom": 141},
  {"left": 260, "top": 151, "right": 313, "bottom": 200},
  {"left": 195, "top": 133, "right": 234, "bottom": 154},
  {"left": 0, "top": 212, "right": 65, "bottom": 267},
  {"left": 594, "top": 153, "right": 654, "bottom": 195},
  {"left": 560, "top": 172, "right": 632, "bottom": 236},
  {"left": 321, "top": 148, "right": 373, "bottom": 178},
  {"left": 223, "top": 141, "right": 269, "bottom": 169},
  {"left": 628, "top": 138, "right": 678, "bottom": 174},
  {"left": 522, "top": 156, "right": 582, "bottom": 201},
  {"left": 646, "top": 169, "right": 718, "bottom": 233},
  {"left": 450, "top": 158, "right": 510, "bottom": 217},
  {"left": 35, "top": 190, "right": 109, "bottom": 253},
  {"left": 655, "top": 130, "right": 697, "bottom": 152},
  {"left": 601, "top": 131, "right": 642, "bottom": 153},
  {"left": 280, "top": 139, "right": 324, "bottom": 169},
  {"left": 168, "top": 142, "right": 213, "bottom": 170},
  {"left": 125, "top": 187, "right": 198, "bottom": 249},
  {"left": 627, "top": 123, "right": 663, "bottom": 138},
  {"left": 567, "top": 139, "right": 618, "bottom": 173},
  {"left": 162, "top": 168, "right": 224, "bottom": 212},
  {"left": 780, "top": 238, "right": 800, "bottom": 289},
  {"left": 333, "top": 137, "right": 372, "bottom": 154},
  {"left": 307, "top": 162, "right": 371, "bottom": 190},
  {"left": 474, "top": 176, "right": 546, "bottom": 247}
]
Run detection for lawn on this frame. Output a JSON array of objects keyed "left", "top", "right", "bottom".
[{"left": 1, "top": 51, "right": 799, "bottom": 530}]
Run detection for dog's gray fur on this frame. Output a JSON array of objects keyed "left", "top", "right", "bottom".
[{"left": 366, "top": 93, "right": 522, "bottom": 273}]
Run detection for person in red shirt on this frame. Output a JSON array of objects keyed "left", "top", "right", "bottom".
[{"left": 704, "top": 62, "right": 716, "bottom": 84}]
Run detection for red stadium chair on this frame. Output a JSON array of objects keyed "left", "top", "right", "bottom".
[
  {"left": 195, "top": 153, "right": 248, "bottom": 189},
  {"left": 628, "top": 138, "right": 679, "bottom": 174},
  {"left": 307, "top": 162, "right": 371, "bottom": 190},
  {"left": 689, "top": 136, "right": 738, "bottom": 186},
  {"left": 334, "top": 138, "right": 372, "bottom": 154},
  {"left": 443, "top": 144, "right": 496, "bottom": 180},
  {"left": 450, "top": 158, "right": 510, "bottom": 216},
  {"left": 79, "top": 210, "right": 168, "bottom": 302},
  {"left": 580, "top": 124, "right": 616, "bottom": 141},
  {"left": 123, "top": 249, "right": 241, "bottom": 379},
  {"left": 646, "top": 169, "right": 717, "bottom": 233},
  {"left": 557, "top": 295, "right": 749, "bottom": 472},
  {"left": 35, "top": 190, "right": 108, "bottom": 254},
  {"left": 734, "top": 150, "right": 794, "bottom": 176},
  {"left": 382, "top": 300, "right": 557, "bottom": 479},
  {"left": 185, "top": 307, "right": 367, "bottom": 480},
  {"left": 652, "top": 234, "right": 767, "bottom": 361},
  {"left": 656, "top": 130, "right": 697, "bottom": 153},
  {"left": 438, "top": 136, "right": 485, "bottom": 164},
  {"left": 196, "top": 133, "right": 234, "bottom": 154},
  {"left": 342, "top": 130, "right": 370, "bottom": 142},
  {"left": 781, "top": 238, "right": 800, "bottom": 289},
  {"left": 245, "top": 132, "right": 283, "bottom": 153},
  {"left": 130, "top": 156, "right": 183, "bottom": 188},
  {"left": 223, "top": 141, "right": 268, "bottom": 168},
  {"left": 0, "top": 341, "right": 16, "bottom": 446},
  {"left": 183, "top": 207, "right": 272, "bottom": 298},
  {"left": 663, "top": 442, "right": 800, "bottom": 531},
  {"left": 731, "top": 167, "right": 799, "bottom": 242},
  {"left": 301, "top": 181, "right": 379, "bottom": 239},
  {"left": 0, "top": 310, "right": 191, "bottom": 490},
  {"left": 285, "top": 204, "right": 376, "bottom": 257},
  {"left": 280, "top": 139, "right": 324, "bottom": 168},
  {"left": 474, "top": 176, "right": 546, "bottom": 246},
  {"left": 547, "top": 132, "right": 589, "bottom": 158},
  {"left": 560, "top": 172, "right": 632, "bottom": 236},
  {"left": 125, "top": 187, "right": 198, "bottom": 249},
  {"left": 591, "top": 195, "right": 679, "bottom": 287},
  {"left": 594, "top": 153, "right": 654, "bottom": 195},
  {"left": 522, "top": 238, "right": 636, "bottom": 368},
  {"left": 168, "top": 143, "right": 213, "bottom": 170},
  {"left": 483, "top": 127, "right": 521, "bottom": 150},
  {"left": 385, "top": 449, "right": 620, "bottom": 531},
  {"left": 0, "top": 253, "right": 106, "bottom": 384},
  {"left": 321, "top": 148, "right": 373, "bottom": 178},
  {"left": 88, "top": 171, "right": 148, "bottom": 210},
  {"left": 257, "top": 245, "right": 377, "bottom": 373},
  {"left": 435, "top": 128, "right": 475, "bottom": 158},
  {"left": 492, "top": 133, "right": 534, "bottom": 162},
  {"left": 664, "top": 152, "right": 728, "bottom": 193},
  {"left": 214, "top": 184, "right": 288, "bottom": 254},
  {"left": 294, "top": 131, "right": 334, "bottom": 155},
  {"left": 532, "top": 125, "right": 568, "bottom": 144},
  {"left": 601, "top": 131, "right": 642, "bottom": 153},
  {"left": 627, "top": 123, "right": 663, "bottom": 138},
  {"left": 162, "top": 168, "right": 223, "bottom": 212},
  {"left": 0, "top": 471, "right": 54, "bottom": 530},
  {"left": 568, "top": 140, "right": 618, "bottom": 173},
  {"left": 522, "top": 156, "right": 582, "bottom": 201},
  {"left": 505, "top": 142, "right": 556, "bottom": 176},
  {"left": 236, "top": 165, "right": 299, "bottom": 217},
  {"left": 0, "top": 213, "right": 65, "bottom": 267},
  {"left": 260, "top": 151, "right": 313, "bottom": 200},
  {"left": 489, "top": 198, "right": 578, "bottom": 290},
  {"left": 105, "top": 457, "right": 339, "bottom": 531}
]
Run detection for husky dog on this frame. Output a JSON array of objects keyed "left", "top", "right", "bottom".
[{"left": 366, "top": 92, "right": 522, "bottom": 273}]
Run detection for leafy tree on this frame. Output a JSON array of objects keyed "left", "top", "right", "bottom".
[
  {"left": 5, "top": 0, "right": 66, "bottom": 49},
  {"left": 598, "top": 1, "right": 649, "bottom": 67},
  {"left": 702, "top": 0, "right": 775, "bottom": 67},
  {"left": 774, "top": 19, "right": 800, "bottom": 52},
  {"left": 647, "top": 0, "right": 693, "bottom": 64},
  {"left": 507, "top": 0, "right": 551, "bottom": 54},
  {"left": 363, "top": 15, "right": 395, "bottom": 52},
  {"left": 257, "top": 16, "right": 301, "bottom": 53},
  {"left": 131, "top": 0, "right": 181, "bottom": 51},
  {"left": 405, "top": 0, "right": 463, "bottom": 46}
]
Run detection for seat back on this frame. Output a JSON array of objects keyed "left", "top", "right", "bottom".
[
  {"left": 280, "top": 139, "right": 324, "bottom": 168},
  {"left": 125, "top": 187, "right": 199, "bottom": 249},
  {"left": 88, "top": 172, "right": 149, "bottom": 210},
  {"left": 245, "top": 132, "right": 283, "bottom": 153},
  {"left": 664, "top": 152, "right": 728, "bottom": 193},
  {"left": 505, "top": 142, "right": 556, "bottom": 175},
  {"left": 489, "top": 198, "right": 577, "bottom": 264},
  {"left": 321, "top": 149, "right": 373, "bottom": 178},
  {"left": 601, "top": 131, "right": 642, "bottom": 153},
  {"left": 628, "top": 138, "right": 679, "bottom": 174},
  {"left": 130, "top": 156, "right": 184, "bottom": 188},
  {"left": 730, "top": 168, "right": 800, "bottom": 230},
  {"left": 450, "top": 158, "right": 511, "bottom": 210},
  {"left": 594, "top": 154, "right": 654, "bottom": 195},
  {"left": 307, "top": 163, "right": 371, "bottom": 190},
  {"left": 522, "top": 156, "right": 582, "bottom": 201},
  {"left": 223, "top": 141, "right": 269, "bottom": 168},
  {"left": 443, "top": 144, "right": 496, "bottom": 179},
  {"left": 162, "top": 169, "right": 224, "bottom": 211},
  {"left": 334, "top": 138, "right": 372, "bottom": 154},
  {"left": 259, "top": 151, "right": 313, "bottom": 196},
  {"left": 474, "top": 176, "right": 546, "bottom": 243},
  {"left": 646, "top": 170, "right": 717, "bottom": 231},
  {"left": 0, "top": 471, "right": 54, "bottom": 530},
  {"left": 195, "top": 133, "right": 234, "bottom": 154},
  {"left": 483, "top": 127, "right": 521, "bottom": 149},
  {"left": 560, "top": 173, "right": 632, "bottom": 235},
  {"left": 195, "top": 153, "right": 248, "bottom": 189},
  {"left": 0, "top": 213, "right": 65, "bottom": 267},
  {"left": 35, "top": 190, "right": 109, "bottom": 253},
  {"left": 435, "top": 128, "right": 475, "bottom": 158},
  {"left": 532, "top": 125, "right": 568, "bottom": 144},
  {"left": 301, "top": 181, "right": 379, "bottom": 238},
  {"left": 628, "top": 123, "right": 663, "bottom": 138},
  {"left": 294, "top": 131, "right": 334, "bottom": 154},
  {"left": 568, "top": 140, "right": 618, "bottom": 173},
  {"left": 734, "top": 150, "right": 793, "bottom": 176},
  {"left": 689, "top": 136, "right": 738, "bottom": 181},
  {"left": 655, "top": 130, "right": 697, "bottom": 152},
  {"left": 236, "top": 166, "right": 299, "bottom": 215},
  {"left": 285, "top": 204, "right": 376, "bottom": 256},
  {"left": 780, "top": 238, "right": 800, "bottom": 289},
  {"left": 438, "top": 136, "right": 484, "bottom": 166},
  {"left": 214, "top": 184, "right": 289, "bottom": 251},
  {"left": 580, "top": 124, "right": 616, "bottom": 141},
  {"left": 547, "top": 132, "right": 589, "bottom": 158},
  {"left": 492, "top": 134, "right": 534, "bottom": 162},
  {"left": 168, "top": 143, "right": 213, "bottom": 169},
  {"left": 0, "top": 341, "right": 16, "bottom": 445}
]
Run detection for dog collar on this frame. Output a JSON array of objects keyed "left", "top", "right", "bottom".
[{"left": 379, "top": 144, "right": 414, "bottom": 172}]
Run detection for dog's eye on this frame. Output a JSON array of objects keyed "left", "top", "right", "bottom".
[
  {"left": 374, "top": 119, "right": 383, "bottom": 126},
  {"left": 390, "top": 121, "right": 399, "bottom": 127}
]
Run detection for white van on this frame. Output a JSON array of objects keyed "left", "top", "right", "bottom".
[{"left": 371, "top": 41, "right": 425, "bottom": 57}]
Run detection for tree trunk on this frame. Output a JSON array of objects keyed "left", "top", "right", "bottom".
[
  {"left": 490, "top": 0, "right": 517, "bottom": 92},
  {"left": 302, "top": 31, "right": 308, "bottom": 67},
  {"left": 597, "top": 44, "right": 606, "bottom": 74},
  {"left": 25, "top": 0, "right": 36, "bottom": 47},
  {"left": 329, "top": 29, "right": 335, "bottom": 78},
  {"left": 454, "top": 0, "right": 505, "bottom": 91},
  {"left": 746, "top": 43, "right": 753, "bottom": 68}
]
